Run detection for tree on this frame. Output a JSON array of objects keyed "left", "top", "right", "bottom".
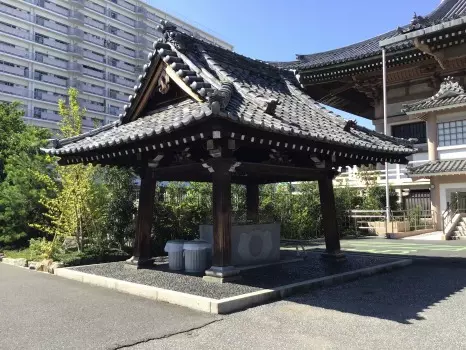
[
  {"left": 0, "top": 102, "right": 27, "bottom": 182},
  {"left": 0, "top": 103, "right": 55, "bottom": 247},
  {"left": 33, "top": 88, "right": 96, "bottom": 253}
]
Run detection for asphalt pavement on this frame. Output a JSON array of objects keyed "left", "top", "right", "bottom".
[
  {"left": 0, "top": 264, "right": 220, "bottom": 350},
  {"left": 3, "top": 238, "right": 466, "bottom": 350},
  {"left": 131, "top": 261, "right": 466, "bottom": 350}
]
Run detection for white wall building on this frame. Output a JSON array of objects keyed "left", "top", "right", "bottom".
[{"left": 0, "top": 0, "right": 231, "bottom": 133}]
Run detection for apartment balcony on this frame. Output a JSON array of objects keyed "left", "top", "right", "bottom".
[
  {"left": 0, "top": 84, "right": 29, "bottom": 97},
  {"left": 146, "top": 12, "right": 158, "bottom": 22},
  {"left": 0, "top": 63, "right": 28, "bottom": 77},
  {"left": 38, "top": 111, "right": 61, "bottom": 122},
  {"left": 68, "top": 62, "right": 83, "bottom": 73},
  {"left": 0, "top": 4, "right": 31, "bottom": 20},
  {"left": 114, "top": 29, "right": 135, "bottom": 42},
  {"left": 111, "top": 0, "right": 135, "bottom": 12},
  {"left": 35, "top": 55, "right": 68, "bottom": 69},
  {"left": 40, "top": 38, "right": 68, "bottom": 51},
  {"left": 43, "top": 1, "right": 70, "bottom": 16},
  {"left": 81, "top": 101, "right": 105, "bottom": 113},
  {"left": 68, "top": 0, "right": 84, "bottom": 8},
  {"left": 35, "top": 17, "right": 68, "bottom": 34},
  {"left": 334, "top": 161, "right": 431, "bottom": 189},
  {"left": 84, "top": 33, "right": 105, "bottom": 46},
  {"left": 69, "top": 27, "right": 84, "bottom": 40},
  {"left": 69, "top": 45, "right": 83, "bottom": 57},
  {"left": 35, "top": 91, "right": 61, "bottom": 103},
  {"left": 110, "top": 11, "right": 134, "bottom": 26},
  {"left": 86, "top": 2, "right": 105, "bottom": 14},
  {"left": 0, "top": 23, "right": 30, "bottom": 39},
  {"left": 114, "top": 61, "right": 134, "bottom": 72},
  {"left": 135, "top": 6, "right": 147, "bottom": 18},
  {"left": 83, "top": 50, "right": 105, "bottom": 63},
  {"left": 83, "top": 67, "right": 105, "bottom": 79},
  {"left": 82, "top": 84, "right": 105, "bottom": 95},
  {"left": 108, "top": 106, "right": 122, "bottom": 116},
  {"left": 135, "top": 21, "right": 147, "bottom": 32},
  {"left": 39, "top": 74, "right": 68, "bottom": 87},
  {"left": 109, "top": 90, "right": 128, "bottom": 101},
  {"left": 84, "top": 17, "right": 105, "bottom": 30},
  {"left": 135, "top": 36, "right": 150, "bottom": 47},
  {"left": 115, "top": 46, "right": 135, "bottom": 57},
  {"left": 110, "top": 75, "right": 134, "bottom": 87},
  {"left": 69, "top": 10, "right": 84, "bottom": 24},
  {"left": 0, "top": 43, "right": 29, "bottom": 58}
]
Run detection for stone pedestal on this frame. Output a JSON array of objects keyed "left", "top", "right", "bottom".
[{"left": 203, "top": 266, "right": 241, "bottom": 283}]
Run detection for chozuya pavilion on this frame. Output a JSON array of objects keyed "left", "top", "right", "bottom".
[{"left": 43, "top": 22, "right": 416, "bottom": 282}]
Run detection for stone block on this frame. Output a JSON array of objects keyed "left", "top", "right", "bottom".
[{"left": 157, "top": 289, "right": 213, "bottom": 313}]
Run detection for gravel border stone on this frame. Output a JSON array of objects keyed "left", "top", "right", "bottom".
[{"left": 70, "top": 253, "right": 400, "bottom": 299}]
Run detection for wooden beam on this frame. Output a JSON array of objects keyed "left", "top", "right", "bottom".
[
  {"left": 126, "top": 166, "right": 156, "bottom": 267},
  {"left": 246, "top": 183, "right": 260, "bottom": 222},
  {"left": 318, "top": 173, "right": 345, "bottom": 261},
  {"left": 238, "top": 162, "right": 330, "bottom": 181},
  {"left": 165, "top": 64, "right": 203, "bottom": 102}
]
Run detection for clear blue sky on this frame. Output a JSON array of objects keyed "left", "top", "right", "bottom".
[{"left": 148, "top": 0, "right": 441, "bottom": 128}]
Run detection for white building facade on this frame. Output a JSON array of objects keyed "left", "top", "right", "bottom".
[{"left": 0, "top": 0, "right": 231, "bottom": 132}]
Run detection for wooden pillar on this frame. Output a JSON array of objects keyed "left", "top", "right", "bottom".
[
  {"left": 246, "top": 183, "right": 259, "bottom": 223},
  {"left": 204, "top": 159, "right": 240, "bottom": 282},
  {"left": 318, "top": 173, "right": 346, "bottom": 261},
  {"left": 126, "top": 166, "right": 156, "bottom": 267},
  {"left": 212, "top": 161, "right": 232, "bottom": 267}
]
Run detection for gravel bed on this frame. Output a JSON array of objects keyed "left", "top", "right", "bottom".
[{"left": 71, "top": 253, "right": 398, "bottom": 299}]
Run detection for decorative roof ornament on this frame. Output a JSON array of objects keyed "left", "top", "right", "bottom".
[
  {"left": 208, "top": 82, "right": 234, "bottom": 113},
  {"left": 343, "top": 119, "right": 357, "bottom": 132},
  {"left": 157, "top": 70, "right": 170, "bottom": 94},
  {"left": 157, "top": 20, "right": 188, "bottom": 50},
  {"left": 398, "top": 12, "right": 433, "bottom": 34},
  {"left": 433, "top": 76, "right": 465, "bottom": 100}
]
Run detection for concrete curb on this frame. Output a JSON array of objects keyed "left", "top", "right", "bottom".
[{"left": 54, "top": 258, "right": 412, "bottom": 314}]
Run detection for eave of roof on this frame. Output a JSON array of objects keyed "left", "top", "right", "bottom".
[{"left": 408, "top": 159, "right": 466, "bottom": 177}]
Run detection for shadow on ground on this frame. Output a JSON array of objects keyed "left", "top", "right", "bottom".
[{"left": 285, "top": 250, "right": 466, "bottom": 324}]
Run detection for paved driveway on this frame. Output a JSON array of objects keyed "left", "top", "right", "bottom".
[
  {"left": 131, "top": 260, "right": 466, "bottom": 350},
  {"left": 0, "top": 264, "right": 219, "bottom": 350}
]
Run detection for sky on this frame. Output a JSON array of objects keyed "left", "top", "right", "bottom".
[{"left": 148, "top": 0, "right": 442, "bottom": 128}]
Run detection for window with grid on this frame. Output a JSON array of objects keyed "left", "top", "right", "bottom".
[{"left": 438, "top": 120, "right": 466, "bottom": 146}]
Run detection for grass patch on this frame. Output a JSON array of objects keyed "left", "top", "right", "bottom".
[{"left": 3, "top": 248, "right": 42, "bottom": 261}]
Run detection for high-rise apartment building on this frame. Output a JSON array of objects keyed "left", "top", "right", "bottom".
[{"left": 0, "top": 0, "right": 232, "bottom": 132}]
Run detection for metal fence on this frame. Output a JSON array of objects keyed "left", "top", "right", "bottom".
[{"left": 345, "top": 209, "right": 436, "bottom": 236}]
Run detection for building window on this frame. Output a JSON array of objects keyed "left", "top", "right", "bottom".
[
  {"left": 438, "top": 120, "right": 466, "bottom": 147},
  {"left": 391, "top": 122, "right": 426, "bottom": 143}
]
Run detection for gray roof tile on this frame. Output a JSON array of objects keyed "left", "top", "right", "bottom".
[
  {"left": 44, "top": 27, "right": 416, "bottom": 158},
  {"left": 408, "top": 159, "right": 466, "bottom": 176}
]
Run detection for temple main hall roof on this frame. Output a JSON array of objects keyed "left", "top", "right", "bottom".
[
  {"left": 276, "top": 0, "right": 466, "bottom": 70},
  {"left": 44, "top": 24, "right": 415, "bottom": 163}
]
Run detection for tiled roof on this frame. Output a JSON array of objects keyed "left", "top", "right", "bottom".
[
  {"left": 403, "top": 77, "right": 466, "bottom": 113},
  {"left": 275, "top": 0, "right": 466, "bottom": 70},
  {"left": 408, "top": 159, "right": 466, "bottom": 176},
  {"left": 45, "top": 25, "right": 416, "bottom": 159}
]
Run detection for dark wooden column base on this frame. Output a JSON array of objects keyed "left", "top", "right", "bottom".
[{"left": 320, "top": 251, "right": 347, "bottom": 263}]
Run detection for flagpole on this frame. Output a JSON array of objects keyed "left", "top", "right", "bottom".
[{"left": 382, "top": 48, "right": 390, "bottom": 237}]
